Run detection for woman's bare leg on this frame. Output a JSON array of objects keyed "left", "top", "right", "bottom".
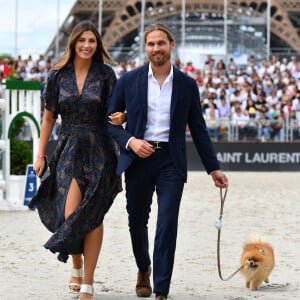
[
  {"left": 64, "top": 178, "right": 103, "bottom": 299},
  {"left": 79, "top": 224, "right": 103, "bottom": 300},
  {"left": 65, "top": 179, "right": 83, "bottom": 292}
]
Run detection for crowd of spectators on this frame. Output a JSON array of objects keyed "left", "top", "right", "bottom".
[
  {"left": 194, "top": 54, "right": 300, "bottom": 142},
  {"left": 0, "top": 54, "right": 53, "bottom": 82},
  {"left": 114, "top": 53, "right": 300, "bottom": 142},
  {"left": 1, "top": 53, "right": 300, "bottom": 142}
]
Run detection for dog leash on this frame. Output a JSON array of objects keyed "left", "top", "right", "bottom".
[{"left": 214, "top": 186, "right": 244, "bottom": 281}]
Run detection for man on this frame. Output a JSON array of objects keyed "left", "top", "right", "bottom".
[{"left": 107, "top": 24, "right": 228, "bottom": 300}]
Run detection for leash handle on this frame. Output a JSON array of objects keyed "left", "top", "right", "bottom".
[
  {"left": 219, "top": 186, "right": 227, "bottom": 220},
  {"left": 216, "top": 187, "right": 243, "bottom": 281}
]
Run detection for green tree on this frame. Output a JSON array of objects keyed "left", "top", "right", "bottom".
[{"left": 10, "top": 118, "right": 32, "bottom": 175}]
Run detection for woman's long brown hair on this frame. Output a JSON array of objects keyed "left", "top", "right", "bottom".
[{"left": 53, "top": 20, "right": 115, "bottom": 70}]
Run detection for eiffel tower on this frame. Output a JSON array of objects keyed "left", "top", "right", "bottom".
[{"left": 45, "top": 0, "right": 300, "bottom": 62}]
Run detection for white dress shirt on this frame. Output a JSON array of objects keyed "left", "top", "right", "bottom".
[
  {"left": 126, "top": 64, "right": 173, "bottom": 149},
  {"left": 143, "top": 64, "right": 173, "bottom": 142}
]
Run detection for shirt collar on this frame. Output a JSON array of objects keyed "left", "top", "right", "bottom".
[{"left": 148, "top": 63, "right": 173, "bottom": 81}]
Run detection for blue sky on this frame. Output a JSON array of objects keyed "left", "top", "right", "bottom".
[{"left": 0, "top": 0, "right": 75, "bottom": 59}]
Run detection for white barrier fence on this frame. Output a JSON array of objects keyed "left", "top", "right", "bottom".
[{"left": 0, "top": 80, "right": 41, "bottom": 210}]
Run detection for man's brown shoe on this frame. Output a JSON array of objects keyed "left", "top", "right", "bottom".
[
  {"left": 135, "top": 266, "right": 152, "bottom": 297},
  {"left": 155, "top": 296, "right": 167, "bottom": 300}
]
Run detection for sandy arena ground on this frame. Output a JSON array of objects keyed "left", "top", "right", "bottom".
[{"left": 0, "top": 172, "right": 299, "bottom": 300}]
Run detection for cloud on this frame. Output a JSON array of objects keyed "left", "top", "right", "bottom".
[{"left": 0, "top": 0, "right": 74, "bottom": 58}]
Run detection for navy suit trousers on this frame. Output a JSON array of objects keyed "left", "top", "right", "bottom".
[{"left": 125, "top": 147, "right": 184, "bottom": 295}]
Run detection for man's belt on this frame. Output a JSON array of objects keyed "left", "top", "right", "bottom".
[{"left": 147, "top": 141, "right": 168, "bottom": 150}]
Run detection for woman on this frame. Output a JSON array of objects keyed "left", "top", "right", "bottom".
[
  {"left": 31, "top": 21, "right": 124, "bottom": 300},
  {"left": 203, "top": 99, "right": 220, "bottom": 141}
]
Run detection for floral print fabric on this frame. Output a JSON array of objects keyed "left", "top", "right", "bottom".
[{"left": 31, "top": 61, "right": 122, "bottom": 262}]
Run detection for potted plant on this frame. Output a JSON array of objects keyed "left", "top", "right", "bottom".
[
  {"left": 10, "top": 118, "right": 33, "bottom": 175},
  {"left": 9, "top": 117, "right": 33, "bottom": 205}
]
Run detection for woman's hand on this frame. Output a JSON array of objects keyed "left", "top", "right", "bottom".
[
  {"left": 109, "top": 112, "right": 127, "bottom": 125},
  {"left": 33, "top": 157, "right": 46, "bottom": 177}
]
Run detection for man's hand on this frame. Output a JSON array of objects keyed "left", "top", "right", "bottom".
[
  {"left": 128, "top": 138, "right": 155, "bottom": 158},
  {"left": 211, "top": 170, "right": 228, "bottom": 188},
  {"left": 109, "top": 112, "right": 127, "bottom": 125}
]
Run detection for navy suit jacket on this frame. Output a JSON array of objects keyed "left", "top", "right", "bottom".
[{"left": 106, "top": 63, "right": 220, "bottom": 181}]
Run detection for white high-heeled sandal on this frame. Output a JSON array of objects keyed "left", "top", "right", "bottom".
[
  {"left": 79, "top": 284, "right": 94, "bottom": 299},
  {"left": 68, "top": 268, "right": 83, "bottom": 294}
]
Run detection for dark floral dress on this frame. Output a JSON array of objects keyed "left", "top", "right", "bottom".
[{"left": 30, "top": 61, "right": 122, "bottom": 263}]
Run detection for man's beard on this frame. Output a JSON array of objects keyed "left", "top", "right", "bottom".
[{"left": 149, "top": 52, "right": 171, "bottom": 67}]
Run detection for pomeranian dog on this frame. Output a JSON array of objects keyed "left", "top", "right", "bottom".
[{"left": 240, "top": 237, "right": 275, "bottom": 290}]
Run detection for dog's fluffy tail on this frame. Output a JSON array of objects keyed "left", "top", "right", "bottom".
[{"left": 245, "top": 234, "right": 270, "bottom": 244}]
